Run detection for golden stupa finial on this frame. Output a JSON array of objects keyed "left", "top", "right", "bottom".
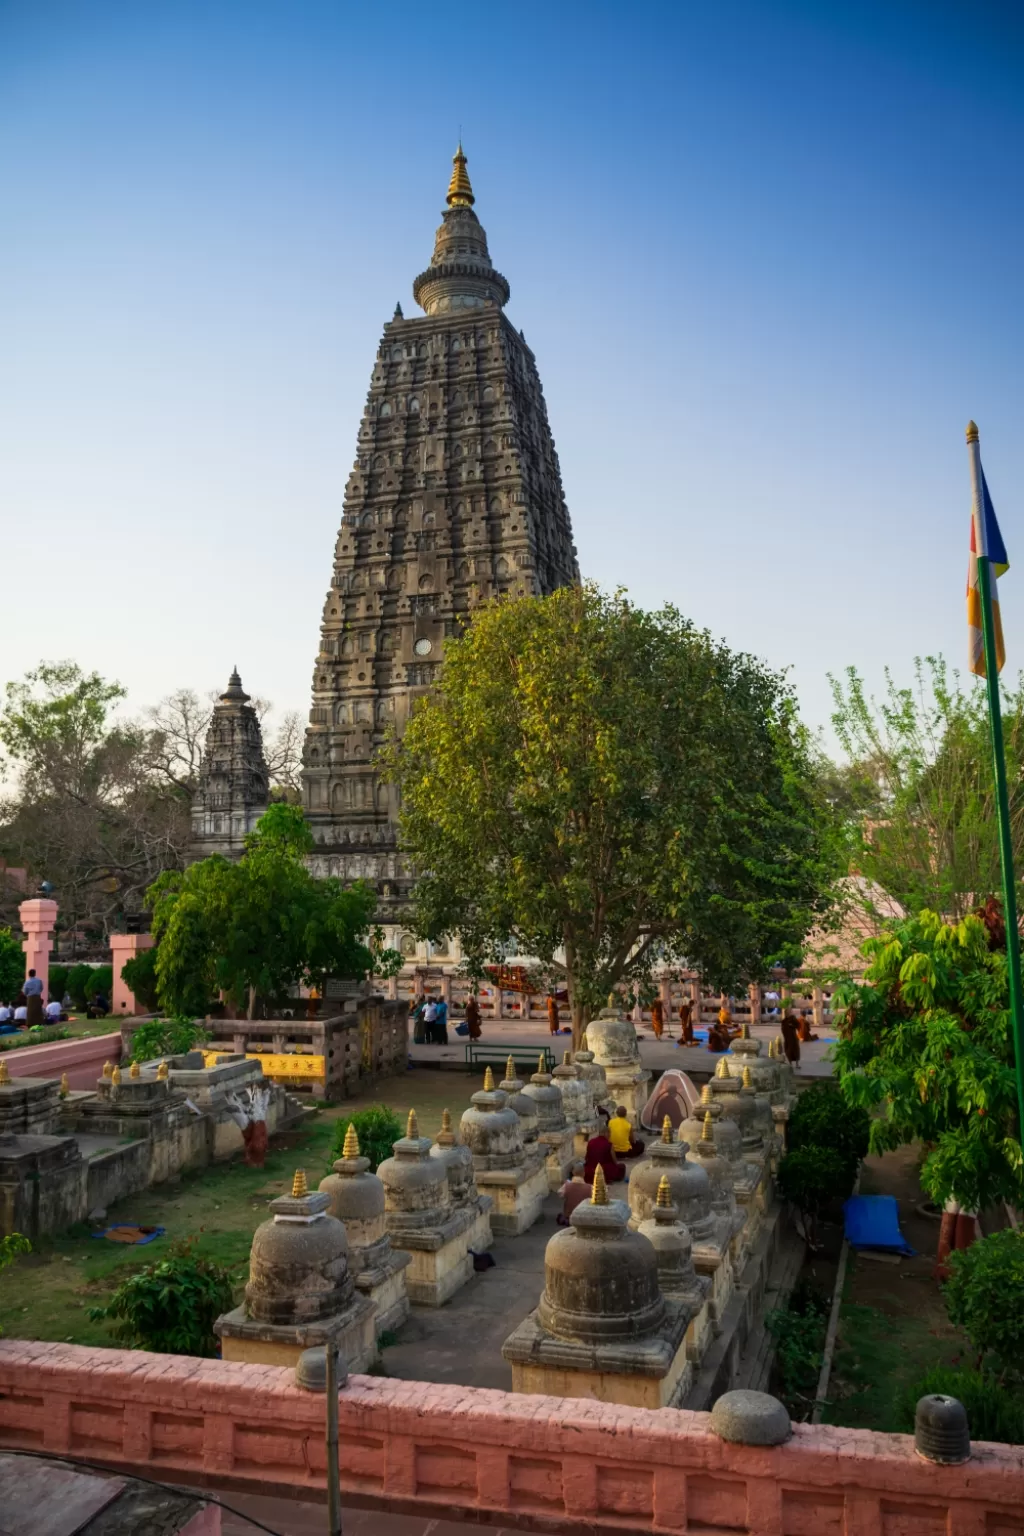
[
  {"left": 563, "top": 1049, "right": 572, "bottom": 1066},
  {"left": 701, "top": 1110, "right": 714, "bottom": 1143},
  {"left": 129, "top": 1059, "right": 140, "bottom": 1079},
  {"left": 581, "top": 1029, "right": 589, "bottom": 1051},
  {"left": 742, "top": 1065, "right": 753, "bottom": 1089},
  {"left": 110, "top": 1064, "right": 122, "bottom": 1087},
  {"left": 966, "top": 420, "right": 979, "bottom": 443},
  {"left": 537, "top": 1052, "right": 546, "bottom": 1074},
  {"left": 661, "top": 1114, "right": 673, "bottom": 1144},
  {"left": 656, "top": 1173, "right": 673, "bottom": 1209},
  {"left": 591, "top": 1163, "right": 608, "bottom": 1205},
  {"left": 102, "top": 1060, "right": 113, "bottom": 1079},
  {"left": 483, "top": 1066, "right": 495, "bottom": 1092},
  {"left": 741, "top": 1021, "right": 750, "bottom": 1040},
  {"left": 291, "top": 1168, "right": 308, "bottom": 1198},
  {"left": 505, "top": 1054, "right": 516, "bottom": 1081},
  {"left": 441, "top": 1108, "right": 452, "bottom": 1133},
  {"left": 700, "top": 1081, "right": 714, "bottom": 1105},
  {"left": 0, "top": 1059, "right": 9, "bottom": 1085},
  {"left": 446, "top": 143, "right": 475, "bottom": 208},
  {"left": 406, "top": 1108, "right": 419, "bottom": 1139},
  {"left": 59, "top": 1071, "right": 70, "bottom": 1098},
  {"left": 767, "top": 1037, "right": 775, "bottom": 1059},
  {"left": 343, "top": 1123, "right": 361, "bottom": 1159},
  {"left": 606, "top": 991, "right": 617, "bottom": 1010},
  {"left": 715, "top": 1056, "right": 730, "bottom": 1079},
  {"left": 157, "top": 1059, "right": 169, "bottom": 1080}
]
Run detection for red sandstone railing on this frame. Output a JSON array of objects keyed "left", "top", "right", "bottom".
[
  {"left": 0, "top": 1342, "right": 1020, "bottom": 1534},
  {"left": 0, "top": 1030, "right": 122, "bottom": 1089}
]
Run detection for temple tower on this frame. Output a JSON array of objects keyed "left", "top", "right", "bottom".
[
  {"left": 189, "top": 671, "right": 269, "bottom": 862},
  {"left": 302, "top": 147, "right": 579, "bottom": 913}
]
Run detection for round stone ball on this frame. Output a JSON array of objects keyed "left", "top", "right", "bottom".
[{"left": 710, "top": 1390, "right": 791, "bottom": 1446}]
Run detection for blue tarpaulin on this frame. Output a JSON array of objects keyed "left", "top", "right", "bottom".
[{"left": 843, "top": 1195, "right": 915, "bottom": 1255}]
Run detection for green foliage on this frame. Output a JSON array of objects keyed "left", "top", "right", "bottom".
[
  {"left": 894, "top": 1366, "right": 1024, "bottom": 1445},
  {"left": 120, "top": 945, "right": 160, "bottom": 1012},
  {"left": 88, "top": 964, "right": 112, "bottom": 999},
  {"left": 786, "top": 1082, "right": 869, "bottom": 1178},
  {"left": 943, "top": 1231, "right": 1024, "bottom": 1380},
  {"left": 88, "top": 1238, "right": 234, "bottom": 1356},
  {"left": 148, "top": 804, "right": 396, "bottom": 1018},
  {"left": 777, "top": 1146, "right": 855, "bottom": 1216},
  {"left": 829, "top": 658, "right": 1024, "bottom": 920},
  {"left": 833, "top": 909, "right": 1024, "bottom": 1212},
  {"left": 0, "top": 1232, "right": 31, "bottom": 1338},
  {"left": 0, "top": 1027, "right": 70, "bottom": 1051},
  {"left": 384, "top": 585, "right": 839, "bottom": 1036},
  {"left": 329, "top": 1106, "right": 404, "bottom": 1172},
  {"left": 48, "top": 964, "right": 68, "bottom": 1000},
  {"left": 0, "top": 661, "right": 126, "bottom": 796},
  {"left": 0, "top": 928, "right": 22, "bottom": 1001},
  {"left": 129, "top": 1016, "right": 209, "bottom": 1065},
  {"left": 66, "top": 963, "right": 96, "bottom": 1009},
  {"left": 766, "top": 1281, "right": 829, "bottom": 1418}
]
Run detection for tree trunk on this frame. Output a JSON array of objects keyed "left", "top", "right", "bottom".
[
  {"left": 571, "top": 997, "right": 589, "bottom": 1053},
  {"left": 934, "top": 1197, "right": 979, "bottom": 1278},
  {"left": 247, "top": 984, "right": 256, "bottom": 1021}
]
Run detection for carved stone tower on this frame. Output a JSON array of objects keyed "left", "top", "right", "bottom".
[
  {"left": 189, "top": 670, "right": 270, "bottom": 862},
  {"left": 302, "top": 147, "right": 579, "bottom": 912}
]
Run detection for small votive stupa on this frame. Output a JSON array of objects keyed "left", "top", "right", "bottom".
[
  {"left": 502, "top": 1165, "right": 692, "bottom": 1408},
  {"left": 430, "top": 1106, "right": 493, "bottom": 1254},
  {"left": 551, "top": 1049, "right": 597, "bottom": 1157},
  {"left": 216, "top": 1168, "right": 377, "bottom": 1370},
  {"left": 573, "top": 1035, "right": 609, "bottom": 1111},
  {"left": 498, "top": 1055, "right": 540, "bottom": 1145},
  {"left": 377, "top": 1110, "right": 477, "bottom": 1305},
  {"left": 318, "top": 1124, "right": 412, "bottom": 1337},
  {"left": 582, "top": 994, "right": 651, "bottom": 1126},
  {"left": 637, "top": 1174, "right": 713, "bottom": 1367},
  {"left": 522, "top": 1053, "right": 576, "bottom": 1190},
  {"left": 681, "top": 1083, "right": 765, "bottom": 1245},
  {"left": 460, "top": 1068, "right": 548, "bottom": 1235}
]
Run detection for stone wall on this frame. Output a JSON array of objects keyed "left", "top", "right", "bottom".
[
  {"left": 0, "top": 1341, "right": 1021, "bottom": 1534},
  {"left": 1, "top": 1031, "right": 122, "bottom": 1090}
]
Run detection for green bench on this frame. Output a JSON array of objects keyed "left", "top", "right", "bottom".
[{"left": 464, "top": 1042, "right": 555, "bottom": 1075}]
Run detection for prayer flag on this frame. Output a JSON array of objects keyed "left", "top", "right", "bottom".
[{"left": 968, "top": 464, "right": 1009, "bottom": 677}]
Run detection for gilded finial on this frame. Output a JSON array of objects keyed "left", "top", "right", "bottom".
[
  {"left": 966, "top": 420, "right": 979, "bottom": 443},
  {"left": 537, "top": 1052, "right": 546, "bottom": 1074},
  {"left": 0, "top": 1059, "right": 9, "bottom": 1085},
  {"left": 661, "top": 1114, "right": 673, "bottom": 1144},
  {"left": 563, "top": 1049, "right": 572, "bottom": 1066},
  {"left": 102, "top": 1061, "right": 113, "bottom": 1079},
  {"left": 342, "top": 1123, "right": 361, "bottom": 1159},
  {"left": 129, "top": 1059, "right": 140, "bottom": 1079},
  {"left": 406, "top": 1109, "right": 419, "bottom": 1139},
  {"left": 656, "top": 1174, "right": 673, "bottom": 1209},
  {"left": 742, "top": 1065, "right": 753, "bottom": 1089},
  {"left": 59, "top": 1071, "right": 69, "bottom": 1098},
  {"left": 606, "top": 991, "right": 616, "bottom": 1010},
  {"left": 741, "top": 1021, "right": 750, "bottom": 1040},
  {"left": 591, "top": 1164, "right": 609, "bottom": 1205},
  {"left": 291, "top": 1168, "right": 308, "bottom": 1198},
  {"left": 441, "top": 1108, "right": 452, "bottom": 1133},
  {"left": 446, "top": 143, "right": 475, "bottom": 208},
  {"left": 715, "top": 1056, "right": 730, "bottom": 1079},
  {"left": 506, "top": 1054, "right": 516, "bottom": 1081},
  {"left": 775, "top": 1033, "right": 785, "bottom": 1056},
  {"left": 701, "top": 1110, "right": 714, "bottom": 1143},
  {"left": 157, "top": 1060, "right": 169, "bottom": 1080},
  {"left": 483, "top": 1067, "right": 495, "bottom": 1092},
  {"left": 767, "top": 1037, "right": 775, "bottom": 1059},
  {"left": 111, "top": 1065, "right": 122, "bottom": 1086},
  {"left": 700, "top": 1081, "right": 714, "bottom": 1105}
]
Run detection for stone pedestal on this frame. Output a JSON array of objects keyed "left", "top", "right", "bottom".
[
  {"left": 377, "top": 1111, "right": 477, "bottom": 1305},
  {"left": 319, "top": 1125, "right": 411, "bottom": 1338},
  {"left": 18, "top": 899, "right": 57, "bottom": 1004},
  {"left": 216, "top": 1171, "right": 377, "bottom": 1371},
  {"left": 461, "top": 1073, "right": 547, "bottom": 1237},
  {"left": 0, "top": 1132, "right": 85, "bottom": 1239},
  {"left": 522, "top": 1056, "right": 575, "bottom": 1190},
  {"left": 503, "top": 1169, "right": 692, "bottom": 1408},
  {"left": 637, "top": 1175, "right": 713, "bottom": 1367},
  {"left": 583, "top": 1002, "right": 651, "bottom": 1128},
  {"left": 0, "top": 1074, "right": 62, "bottom": 1136}
]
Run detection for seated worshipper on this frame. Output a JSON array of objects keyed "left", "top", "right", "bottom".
[
  {"left": 780, "top": 1014, "right": 801, "bottom": 1066},
  {"left": 558, "top": 1162, "right": 592, "bottom": 1224},
  {"left": 584, "top": 1130, "right": 626, "bottom": 1185},
  {"left": 0, "top": 1003, "right": 15, "bottom": 1035},
  {"left": 706, "top": 1020, "right": 730, "bottom": 1052},
  {"left": 465, "top": 994, "right": 482, "bottom": 1040},
  {"left": 13, "top": 1004, "right": 28, "bottom": 1024},
  {"left": 650, "top": 998, "right": 664, "bottom": 1039},
  {"left": 717, "top": 1003, "right": 737, "bottom": 1039},
  {"left": 23, "top": 969, "right": 44, "bottom": 1028},
  {"left": 677, "top": 999, "right": 694, "bottom": 1045},
  {"left": 422, "top": 998, "right": 439, "bottom": 1042},
  {"left": 797, "top": 1012, "right": 819, "bottom": 1042},
  {"left": 608, "top": 1105, "right": 645, "bottom": 1159},
  {"left": 45, "top": 998, "right": 63, "bottom": 1024}
]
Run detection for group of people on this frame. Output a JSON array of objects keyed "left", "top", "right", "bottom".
[
  {"left": 556, "top": 1103, "right": 646, "bottom": 1223},
  {"left": 0, "top": 969, "right": 74, "bottom": 1034},
  {"left": 411, "top": 993, "right": 452, "bottom": 1045}
]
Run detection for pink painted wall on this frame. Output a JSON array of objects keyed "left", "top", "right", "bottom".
[
  {"left": 0, "top": 1342, "right": 1021, "bottom": 1534},
  {"left": 1, "top": 1030, "right": 121, "bottom": 1089},
  {"left": 110, "top": 933, "right": 154, "bottom": 1016},
  {"left": 18, "top": 898, "right": 57, "bottom": 1003}
]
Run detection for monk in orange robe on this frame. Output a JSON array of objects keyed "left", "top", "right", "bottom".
[
  {"left": 678, "top": 999, "right": 694, "bottom": 1044},
  {"left": 650, "top": 999, "right": 664, "bottom": 1039},
  {"left": 547, "top": 994, "right": 560, "bottom": 1035}
]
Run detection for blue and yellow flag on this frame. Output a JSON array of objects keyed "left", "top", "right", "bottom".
[{"left": 967, "top": 463, "right": 1009, "bottom": 677}]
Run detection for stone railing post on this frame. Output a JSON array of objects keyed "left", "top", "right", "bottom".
[{"left": 19, "top": 897, "right": 58, "bottom": 1003}]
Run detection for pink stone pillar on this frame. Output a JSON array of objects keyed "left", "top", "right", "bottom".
[
  {"left": 111, "top": 933, "right": 155, "bottom": 1016},
  {"left": 19, "top": 898, "right": 58, "bottom": 1004}
]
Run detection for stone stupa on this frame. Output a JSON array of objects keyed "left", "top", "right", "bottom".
[
  {"left": 637, "top": 1174, "right": 713, "bottom": 1367},
  {"left": 430, "top": 1106, "right": 493, "bottom": 1254},
  {"left": 318, "top": 1124, "right": 411, "bottom": 1337},
  {"left": 377, "top": 1110, "right": 477, "bottom": 1305},
  {"left": 551, "top": 1050, "right": 597, "bottom": 1157},
  {"left": 460, "top": 1068, "right": 548, "bottom": 1235},
  {"left": 521, "top": 1053, "right": 576, "bottom": 1189},
  {"left": 583, "top": 995, "right": 651, "bottom": 1126}
]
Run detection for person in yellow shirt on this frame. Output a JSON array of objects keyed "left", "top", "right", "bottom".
[{"left": 607, "top": 1105, "right": 645, "bottom": 1159}]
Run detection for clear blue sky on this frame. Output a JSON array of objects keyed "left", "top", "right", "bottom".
[{"left": 1, "top": 0, "right": 1022, "bottom": 745}]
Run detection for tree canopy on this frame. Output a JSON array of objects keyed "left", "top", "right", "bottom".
[
  {"left": 148, "top": 803, "right": 399, "bottom": 1017},
  {"left": 384, "top": 585, "right": 839, "bottom": 1039}
]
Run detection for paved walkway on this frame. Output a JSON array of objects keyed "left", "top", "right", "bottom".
[{"left": 220, "top": 1492, "right": 506, "bottom": 1534}]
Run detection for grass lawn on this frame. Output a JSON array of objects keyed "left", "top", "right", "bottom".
[{"left": 0, "top": 1064, "right": 475, "bottom": 1348}]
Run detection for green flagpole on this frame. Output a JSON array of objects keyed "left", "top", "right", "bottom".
[{"left": 967, "top": 419, "right": 1024, "bottom": 1141}]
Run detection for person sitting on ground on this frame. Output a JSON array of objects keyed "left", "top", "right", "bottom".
[
  {"left": 677, "top": 998, "right": 694, "bottom": 1045},
  {"left": 583, "top": 1130, "right": 626, "bottom": 1185},
  {"left": 557, "top": 1162, "right": 592, "bottom": 1224},
  {"left": 0, "top": 1002, "right": 14, "bottom": 1035},
  {"left": 717, "top": 1002, "right": 737, "bottom": 1038},
  {"left": 13, "top": 1003, "right": 28, "bottom": 1025},
  {"left": 780, "top": 1013, "right": 801, "bottom": 1066},
  {"left": 608, "top": 1104, "right": 645, "bottom": 1159},
  {"left": 465, "top": 993, "right": 482, "bottom": 1040},
  {"left": 797, "top": 1012, "right": 819, "bottom": 1043},
  {"left": 45, "top": 998, "right": 63, "bottom": 1024},
  {"left": 650, "top": 998, "right": 664, "bottom": 1039},
  {"left": 706, "top": 1020, "right": 729, "bottom": 1051}
]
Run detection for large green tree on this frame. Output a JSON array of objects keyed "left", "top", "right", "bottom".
[
  {"left": 149, "top": 804, "right": 397, "bottom": 1017},
  {"left": 384, "top": 585, "right": 838, "bottom": 1042}
]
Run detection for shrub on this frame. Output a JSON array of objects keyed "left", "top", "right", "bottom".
[
  {"left": 86, "top": 964, "right": 112, "bottom": 1000},
  {"left": 777, "top": 1145, "right": 855, "bottom": 1248},
  {"left": 766, "top": 1282, "right": 829, "bottom": 1418},
  {"left": 894, "top": 1366, "right": 1024, "bottom": 1445},
  {"left": 787, "top": 1082, "right": 869, "bottom": 1176},
  {"left": 0, "top": 929, "right": 23, "bottom": 1002},
  {"left": 120, "top": 946, "right": 160, "bottom": 1012},
  {"left": 88, "top": 1239, "right": 234, "bottom": 1356},
  {"left": 130, "top": 1016, "right": 209, "bottom": 1065},
  {"left": 67, "top": 963, "right": 96, "bottom": 1009},
  {"left": 48, "top": 964, "right": 69, "bottom": 1001},
  {"left": 329, "top": 1106, "right": 404, "bottom": 1172},
  {"left": 944, "top": 1229, "right": 1024, "bottom": 1380},
  {"left": 0, "top": 1233, "right": 30, "bottom": 1337}
]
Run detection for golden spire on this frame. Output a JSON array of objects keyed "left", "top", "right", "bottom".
[
  {"left": 441, "top": 1108, "right": 452, "bottom": 1133},
  {"left": 111, "top": 1065, "right": 122, "bottom": 1087},
  {"left": 505, "top": 1054, "right": 516, "bottom": 1082},
  {"left": 102, "top": 1061, "right": 113, "bottom": 1079},
  {"left": 563, "top": 1050, "right": 572, "bottom": 1066},
  {"left": 767, "top": 1037, "right": 775, "bottom": 1059},
  {"left": 157, "top": 1060, "right": 169, "bottom": 1080},
  {"left": 701, "top": 1110, "right": 714, "bottom": 1143},
  {"left": 59, "top": 1072, "right": 70, "bottom": 1098},
  {"left": 407, "top": 1108, "right": 419, "bottom": 1139},
  {"left": 591, "top": 1163, "right": 608, "bottom": 1205},
  {"left": 715, "top": 1056, "right": 730, "bottom": 1079},
  {"left": 581, "top": 1030, "right": 589, "bottom": 1051},
  {"left": 700, "top": 1081, "right": 714, "bottom": 1106},
  {"left": 446, "top": 143, "right": 475, "bottom": 208},
  {"left": 606, "top": 991, "right": 617, "bottom": 1009},
  {"left": 537, "top": 1051, "right": 546, "bottom": 1074},
  {"left": 742, "top": 1065, "right": 753, "bottom": 1089},
  {"left": 129, "top": 1059, "right": 141, "bottom": 1079},
  {"left": 0, "top": 1059, "right": 8, "bottom": 1085},
  {"left": 343, "top": 1123, "right": 361, "bottom": 1159},
  {"left": 483, "top": 1067, "right": 495, "bottom": 1092},
  {"left": 291, "top": 1168, "right": 308, "bottom": 1198},
  {"left": 661, "top": 1114, "right": 673, "bottom": 1144},
  {"left": 775, "top": 1033, "right": 785, "bottom": 1057},
  {"left": 656, "top": 1174, "right": 673, "bottom": 1209},
  {"left": 966, "top": 420, "right": 979, "bottom": 443}
]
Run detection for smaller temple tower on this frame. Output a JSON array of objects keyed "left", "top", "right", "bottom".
[{"left": 189, "top": 670, "right": 270, "bottom": 863}]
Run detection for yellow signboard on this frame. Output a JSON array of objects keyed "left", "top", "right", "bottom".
[{"left": 248, "top": 1052, "right": 325, "bottom": 1082}]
